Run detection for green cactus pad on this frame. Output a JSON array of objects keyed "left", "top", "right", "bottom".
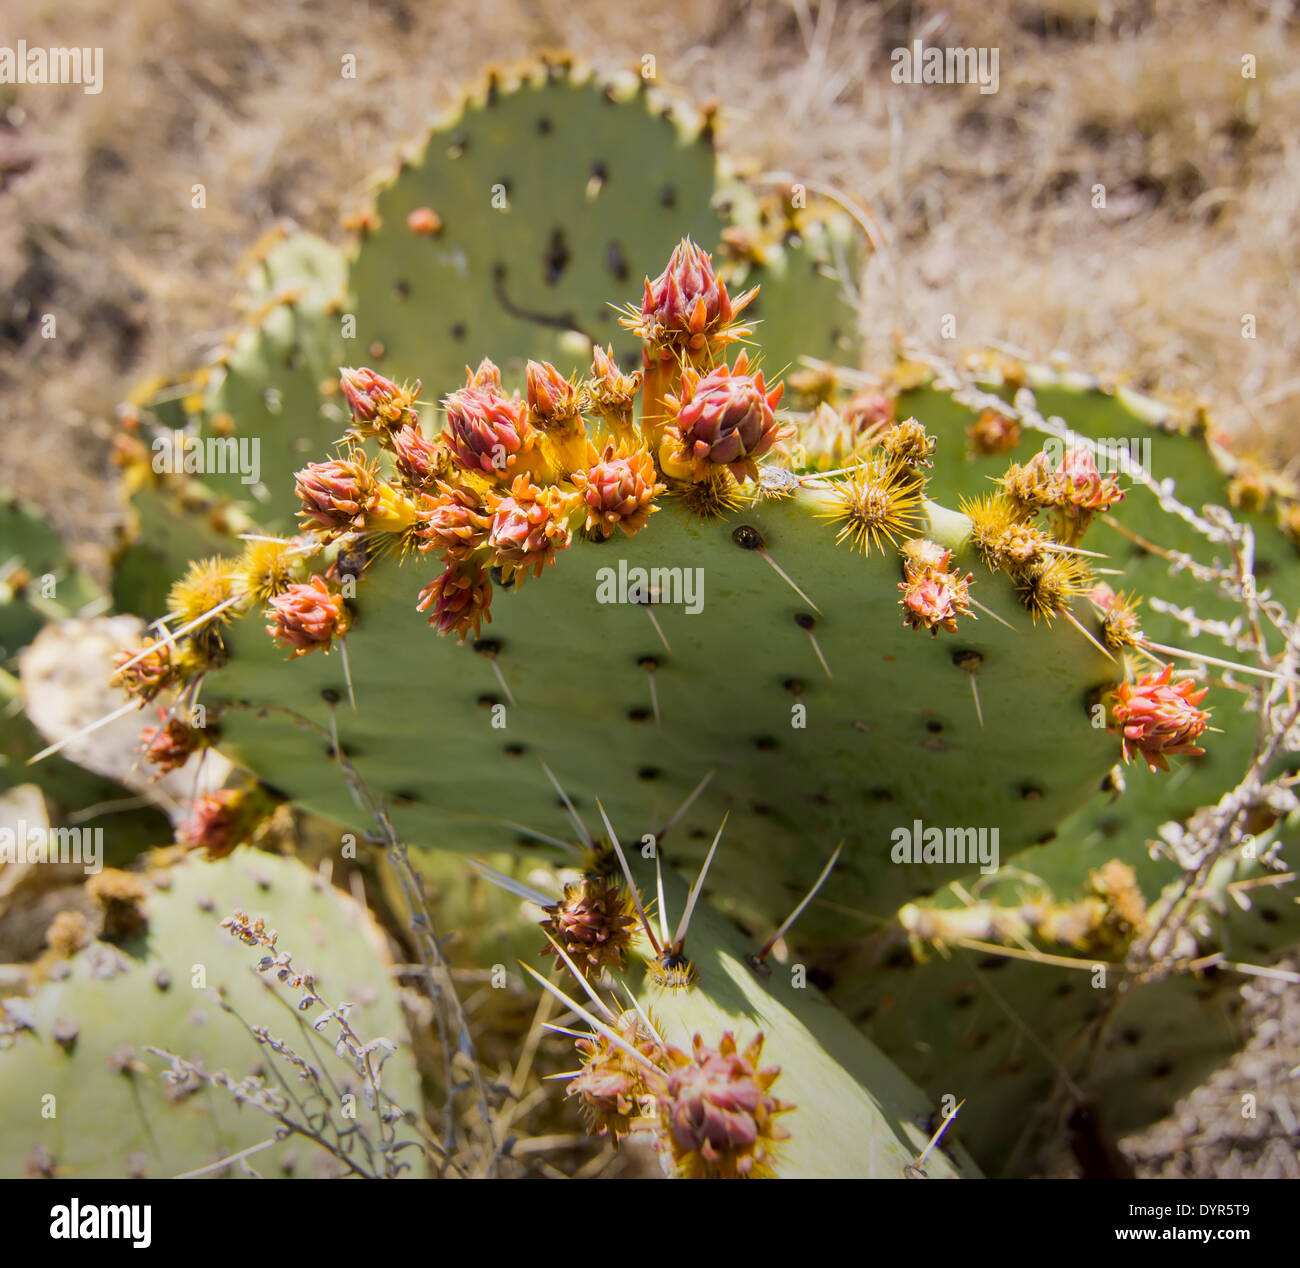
[
  {"left": 346, "top": 61, "right": 722, "bottom": 393},
  {"left": 0, "top": 493, "right": 104, "bottom": 665},
  {"left": 622, "top": 859, "right": 976, "bottom": 1177},
  {"left": 193, "top": 480, "right": 1117, "bottom": 942},
  {"left": 0, "top": 850, "right": 424, "bottom": 1179}
]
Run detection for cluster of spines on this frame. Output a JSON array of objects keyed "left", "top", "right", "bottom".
[{"left": 524, "top": 848, "right": 794, "bottom": 1179}]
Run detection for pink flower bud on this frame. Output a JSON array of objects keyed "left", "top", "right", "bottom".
[
  {"left": 627, "top": 238, "right": 756, "bottom": 361},
  {"left": 570, "top": 440, "right": 663, "bottom": 538},
  {"left": 294, "top": 456, "right": 379, "bottom": 534},
  {"left": 416, "top": 559, "right": 494, "bottom": 641},
  {"left": 524, "top": 359, "right": 582, "bottom": 426},
  {"left": 339, "top": 367, "right": 418, "bottom": 432},
  {"left": 1110, "top": 665, "right": 1211, "bottom": 772},
  {"left": 442, "top": 383, "right": 536, "bottom": 478},
  {"left": 666, "top": 353, "right": 788, "bottom": 482},
  {"left": 486, "top": 475, "right": 577, "bottom": 582},
  {"left": 417, "top": 483, "right": 491, "bottom": 560},
  {"left": 658, "top": 1032, "right": 790, "bottom": 1179},
  {"left": 266, "top": 576, "right": 351, "bottom": 657}
]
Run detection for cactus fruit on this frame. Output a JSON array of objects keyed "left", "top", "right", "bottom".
[{"left": 0, "top": 850, "right": 424, "bottom": 1178}]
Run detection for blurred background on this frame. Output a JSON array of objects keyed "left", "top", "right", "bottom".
[{"left": 2, "top": 0, "right": 1299, "bottom": 1178}]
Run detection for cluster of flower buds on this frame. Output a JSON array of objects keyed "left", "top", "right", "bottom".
[
  {"left": 1048, "top": 446, "right": 1124, "bottom": 541},
  {"left": 1001, "top": 446, "right": 1124, "bottom": 543}
]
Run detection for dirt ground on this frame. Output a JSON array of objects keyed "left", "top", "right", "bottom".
[{"left": 2, "top": 0, "right": 1298, "bottom": 1177}]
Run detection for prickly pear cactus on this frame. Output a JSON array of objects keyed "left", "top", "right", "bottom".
[
  {"left": 0, "top": 849, "right": 424, "bottom": 1179},
  {"left": 99, "top": 228, "right": 1204, "bottom": 1177},
  {"left": 81, "top": 69, "right": 1300, "bottom": 1179}
]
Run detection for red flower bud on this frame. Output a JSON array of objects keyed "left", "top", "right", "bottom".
[
  {"left": 266, "top": 576, "right": 351, "bottom": 657},
  {"left": 416, "top": 559, "right": 494, "bottom": 641},
  {"left": 664, "top": 352, "right": 788, "bottom": 482},
  {"left": 1110, "top": 665, "right": 1211, "bottom": 772}
]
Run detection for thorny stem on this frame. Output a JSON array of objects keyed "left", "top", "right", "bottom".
[{"left": 148, "top": 1045, "right": 374, "bottom": 1180}]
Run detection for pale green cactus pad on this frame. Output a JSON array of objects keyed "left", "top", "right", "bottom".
[{"left": 0, "top": 850, "right": 424, "bottom": 1179}]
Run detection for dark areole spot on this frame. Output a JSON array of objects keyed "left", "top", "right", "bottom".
[{"left": 543, "top": 228, "right": 570, "bottom": 285}]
